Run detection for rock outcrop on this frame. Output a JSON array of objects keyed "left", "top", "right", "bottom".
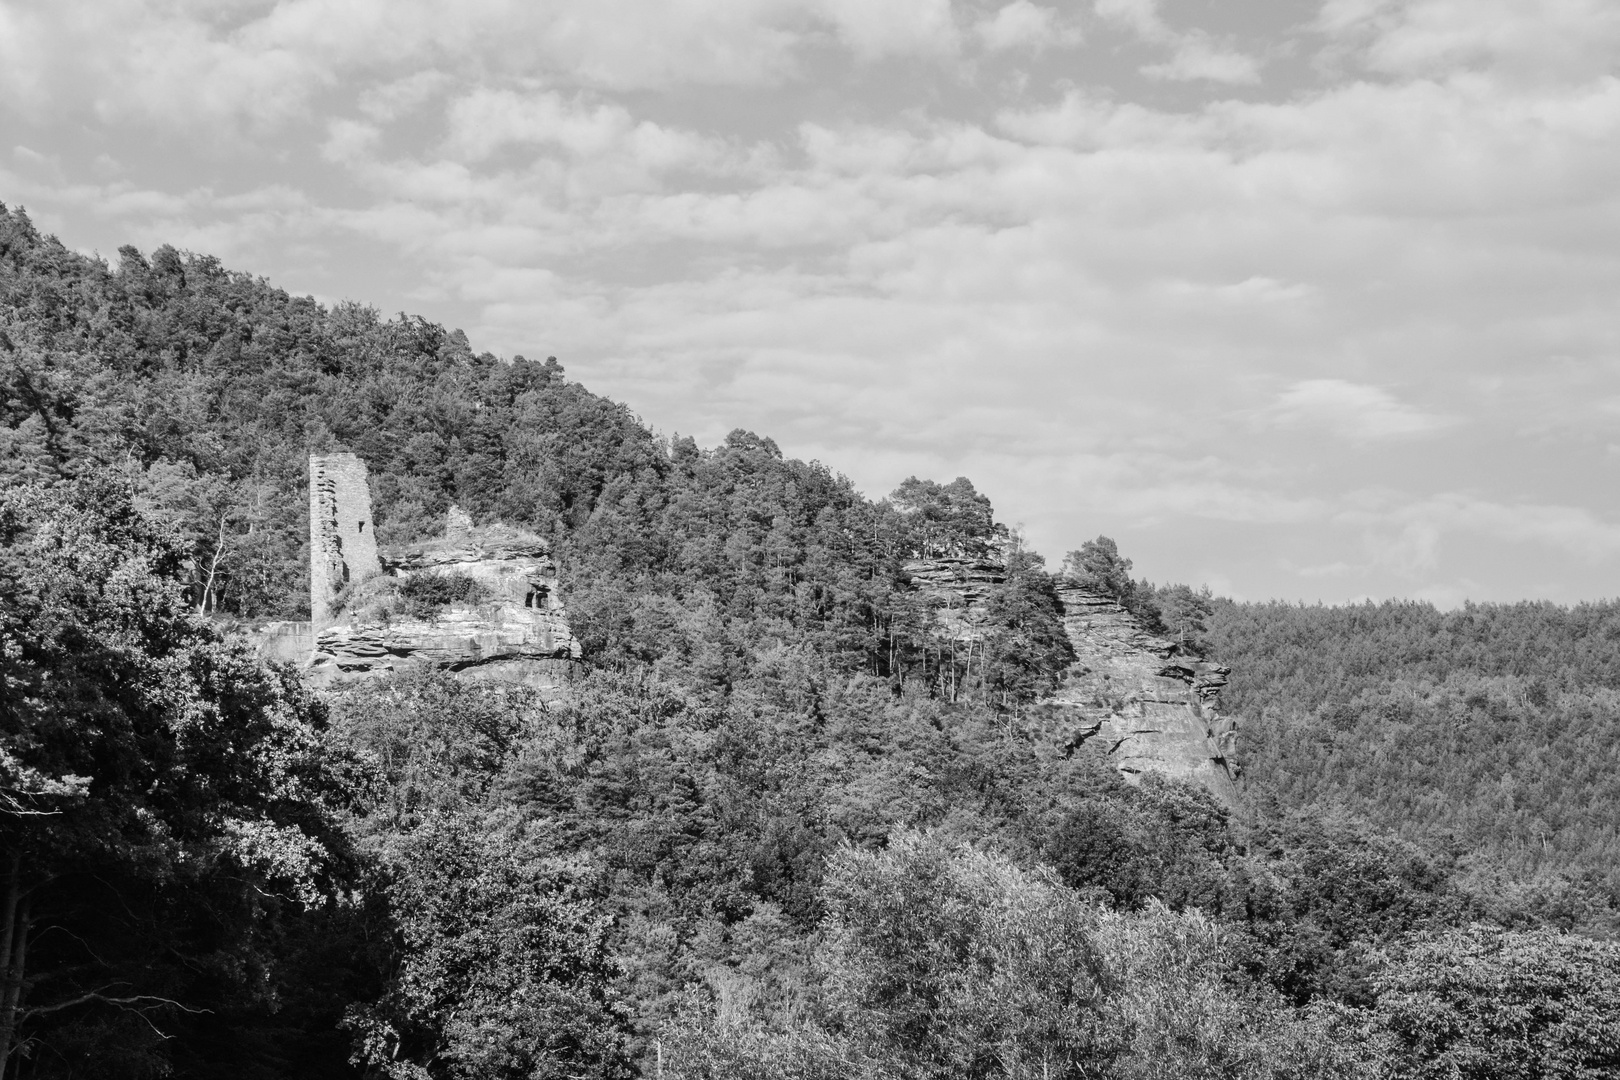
[
  {"left": 250, "top": 456, "right": 579, "bottom": 690},
  {"left": 901, "top": 557, "right": 1007, "bottom": 641},
  {"left": 306, "top": 523, "right": 580, "bottom": 689},
  {"left": 902, "top": 557, "right": 1241, "bottom": 803},
  {"left": 1048, "top": 585, "right": 1239, "bottom": 803}
]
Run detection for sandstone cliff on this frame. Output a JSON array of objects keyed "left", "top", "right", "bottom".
[
  {"left": 902, "top": 558, "right": 1241, "bottom": 802},
  {"left": 900, "top": 556, "right": 1007, "bottom": 641},
  {"left": 306, "top": 522, "right": 580, "bottom": 689},
  {"left": 1047, "top": 584, "right": 1239, "bottom": 803}
]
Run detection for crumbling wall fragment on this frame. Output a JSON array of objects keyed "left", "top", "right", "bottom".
[{"left": 309, "top": 453, "right": 381, "bottom": 628}]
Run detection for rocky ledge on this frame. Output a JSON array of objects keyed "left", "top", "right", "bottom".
[
  {"left": 305, "top": 523, "right": 580, "bottom": 690},
  {"left": 1049, "top": 583, "right": 1239, "bottom": 802},
  {"left": 901, "top": 557, "right": 1008, "bottom": 642},
  {"left": 901, "top": 558, "right": 1241, "bottom": 803}
]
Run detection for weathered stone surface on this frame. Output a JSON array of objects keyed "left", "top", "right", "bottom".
[
  {"left": 901, "top": 558, "right": 1241, "bottom": 803},
  {"left": 445, "top": 503, "right": 473, "bottom": 541},
  {"left": 247, "top": 457, "right": 581, "bottom": 690},
  {"left": 1048, "top": 584, "right": 1239, "bottom": 803},
  {"left": 252, "top": 620, "right": 314, "bottom": 664},
  {"left": 901, "top": 557, "right": 1006, "bottom": 641},
  {"left": 309, "top": 453, "right": 382, "bottom": 630},
  {"left": 306, "top": 523, "right": 580, "bottom": 690}
]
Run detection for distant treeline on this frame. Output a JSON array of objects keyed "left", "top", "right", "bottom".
[{"left": 1207, "top": 598, "right": 1620, "bottom": 932}]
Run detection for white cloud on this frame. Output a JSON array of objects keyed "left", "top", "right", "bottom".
[
  {"left": 0, "top": 0, "right": 812, "bottom": 133},
  {"left": 1263, "top": 380, "right": 1456, "bottom": 441},
  {"left": 1321, "top": 0, "right": 1620, "bottom": 81},
  {"left": 974, "top": 2, "right": 1081, "bottom": 51},
  {"left": 358, "top": 71, "right": 454, "bottom": 123},
  {"left": 446, "top": 90, "right": 635, "bottom": 161},
  {"left": 6, "top": 0, "right": 1620, "bottom": 604},
  {"left": 1296, "top": 560, "right": 1357, "bottom": 578},
  {"left": 1422, "top": 495, "right": 1620, "bottom": 561},
  {"left": 817, "top": 0, "right": 961, "bottom": 59},
  {"left": 1094, "top": 0, "right": 1260, "bottom": 83},
  {"left": 1143, "top": 40, "right": 1261, "bottom": 85},
  {"left": 1326, "top": 491, "right": 1620, "bottom": 596},
  {"left": 321, "top": 119, "right": 381, "bottom": 164},
  {"left": 1093, "top": 0, "right": 1163, "bottom": 40}
]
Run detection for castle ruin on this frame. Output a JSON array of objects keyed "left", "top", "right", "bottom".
[
  {"left": 309, "top": 453, "right": 381, "bottom": 629},
  {"left": 289, "top": 452, "right": 581, "bottom": 689}
]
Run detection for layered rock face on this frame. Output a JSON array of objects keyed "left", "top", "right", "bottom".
[
  {"left": 1047, "top": 585, "right": 1239, "bottom": 803},
  {"left": 307, "top": 523, "right": 580, "bottom": 689},
  {"left": 902, "top": 557, "right": 1240, "bottom": 803},
  {"left": 901, "top": 557, "right": 1006, "bottom": 640}
]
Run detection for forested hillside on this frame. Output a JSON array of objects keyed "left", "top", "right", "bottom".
[
  {"left": 1206, "top": 600, "right": 1620, "bottom": 933},
  {"left": 4, "top": 200, "right": 1620, "bottom": 1080}
]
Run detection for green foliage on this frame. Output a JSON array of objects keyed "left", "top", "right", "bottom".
[
  {"left": 0, "top": 473, "right": 356, "bottom": 1077},
  {"left": 7, "top": 207, "right": 1619, "bottom": 1080},
  {"left": 659, "top": 1013, "right": 856, "bottom": 1080},
  {"left": 347, "top": 814, "right": 632, "bottom": 1080},
  {"left": 1041, "top": 771, "right": 1236, "bottom": 914},
  {"left": 329, "top": 670, "right": 534, "bottom": 833},
  {"left": 1235, "top": 815, "right": 1474, "bottom": 1006},
  {"left": 0, "top": 203, "right": 665, "bottom": 618},
  {"left": 1365, "top": 924, "right": 1620, "bottom": 1079},
  {"left": 889, "top": 476, "right": 1006, "bottom": 559},
  {"left": 1061, "top": 537, "right": 1134, "bottom": 600},
  {"left": 0, "top": 204, "right": 1079, "bottom": 709},
  {"left": 979, "top": 548, "right": 1076, "bottom": 709},
  {"left": 667, "top": 832, "right": 1362, "bottom": 1080},
  {"left": 819, "top": 831, "right": 1108, "bottom": 1079},
  {"left": 1156, "top": 583, "right": 1214, "bottom": 652},
  {"left": 1205, "top": 599, "right": 1620, "bottom": 932},
  {"left": 1060, "top": 537, "right": 1162, "bottom": 631},
  {"left": 398, "top": 571, "right": 491, "bottom": 618},
  {"left": 1090, "top": 902, "right": 1350, "bottom": 1080}
]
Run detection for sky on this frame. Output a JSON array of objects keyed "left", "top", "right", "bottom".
[{"left": 3, "top": 0, "right": 1620, "bottom": 605}]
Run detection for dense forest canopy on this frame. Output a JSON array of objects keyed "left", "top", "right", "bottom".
[
  {"left": 1205, "top": 599, "right": 1620, "bottom": 932},
  {"left": 3, "top": 201, "right": 1620, "bottom": 1079}
]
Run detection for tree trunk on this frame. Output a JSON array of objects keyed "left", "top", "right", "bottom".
[
  {"left": 198, "top": 516, "right": 229, "bottom": 615},
  {"left": 0, "top": 853, "right": 28, "bottom": 1080}
]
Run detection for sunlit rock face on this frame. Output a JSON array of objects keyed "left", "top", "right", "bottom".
[
  {"left": 902, "top": 557, "right": 1240, "bottom": 803},
  {"left": 309, "top": 453, "right": 381, "bottom": 631},
  {"left": 253, "top": 452, "right": 582, "bottom": 690},
  {"left": 307, "top": 521, "right": 580, "bottom": 690},
  {"left": 1048, "top": 585, "right": 1239, "bottom": 804},
  {"left": 901, "top": 557, "right": 1007, "bottom": 641}
]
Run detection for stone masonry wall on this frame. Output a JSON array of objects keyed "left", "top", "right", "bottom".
[{"left": 309, "top": 453, "right": 381, "bottom": 629}]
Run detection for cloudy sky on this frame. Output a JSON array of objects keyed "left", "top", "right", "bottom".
[{"left": 3, "top": 0, "right": 1619, "bottom": 604}]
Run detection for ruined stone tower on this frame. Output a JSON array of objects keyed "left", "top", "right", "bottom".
[{"left": 309, "top": 453, "right": 381, "bottom": 628}]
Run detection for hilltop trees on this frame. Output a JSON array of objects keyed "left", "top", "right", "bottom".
[
  {"left": 0, "top": 203, "right": 668, "bottom": 619},
  {"left": 1060, "top": 537, "right": 1165, "bottom": 632},
  {"left": 1157, "top": 584, "right": 1214, "bottom": 651},
  {"left": 978, "top": 548, "right": 1074, "bottom": 710},
  {"left": 889, "top": 476, "right": 1006, "bottom": 559}
]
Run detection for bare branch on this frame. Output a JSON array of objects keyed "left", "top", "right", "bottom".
[{"left": 23, "top": 990, "right": 210, "bottom": 1020}]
